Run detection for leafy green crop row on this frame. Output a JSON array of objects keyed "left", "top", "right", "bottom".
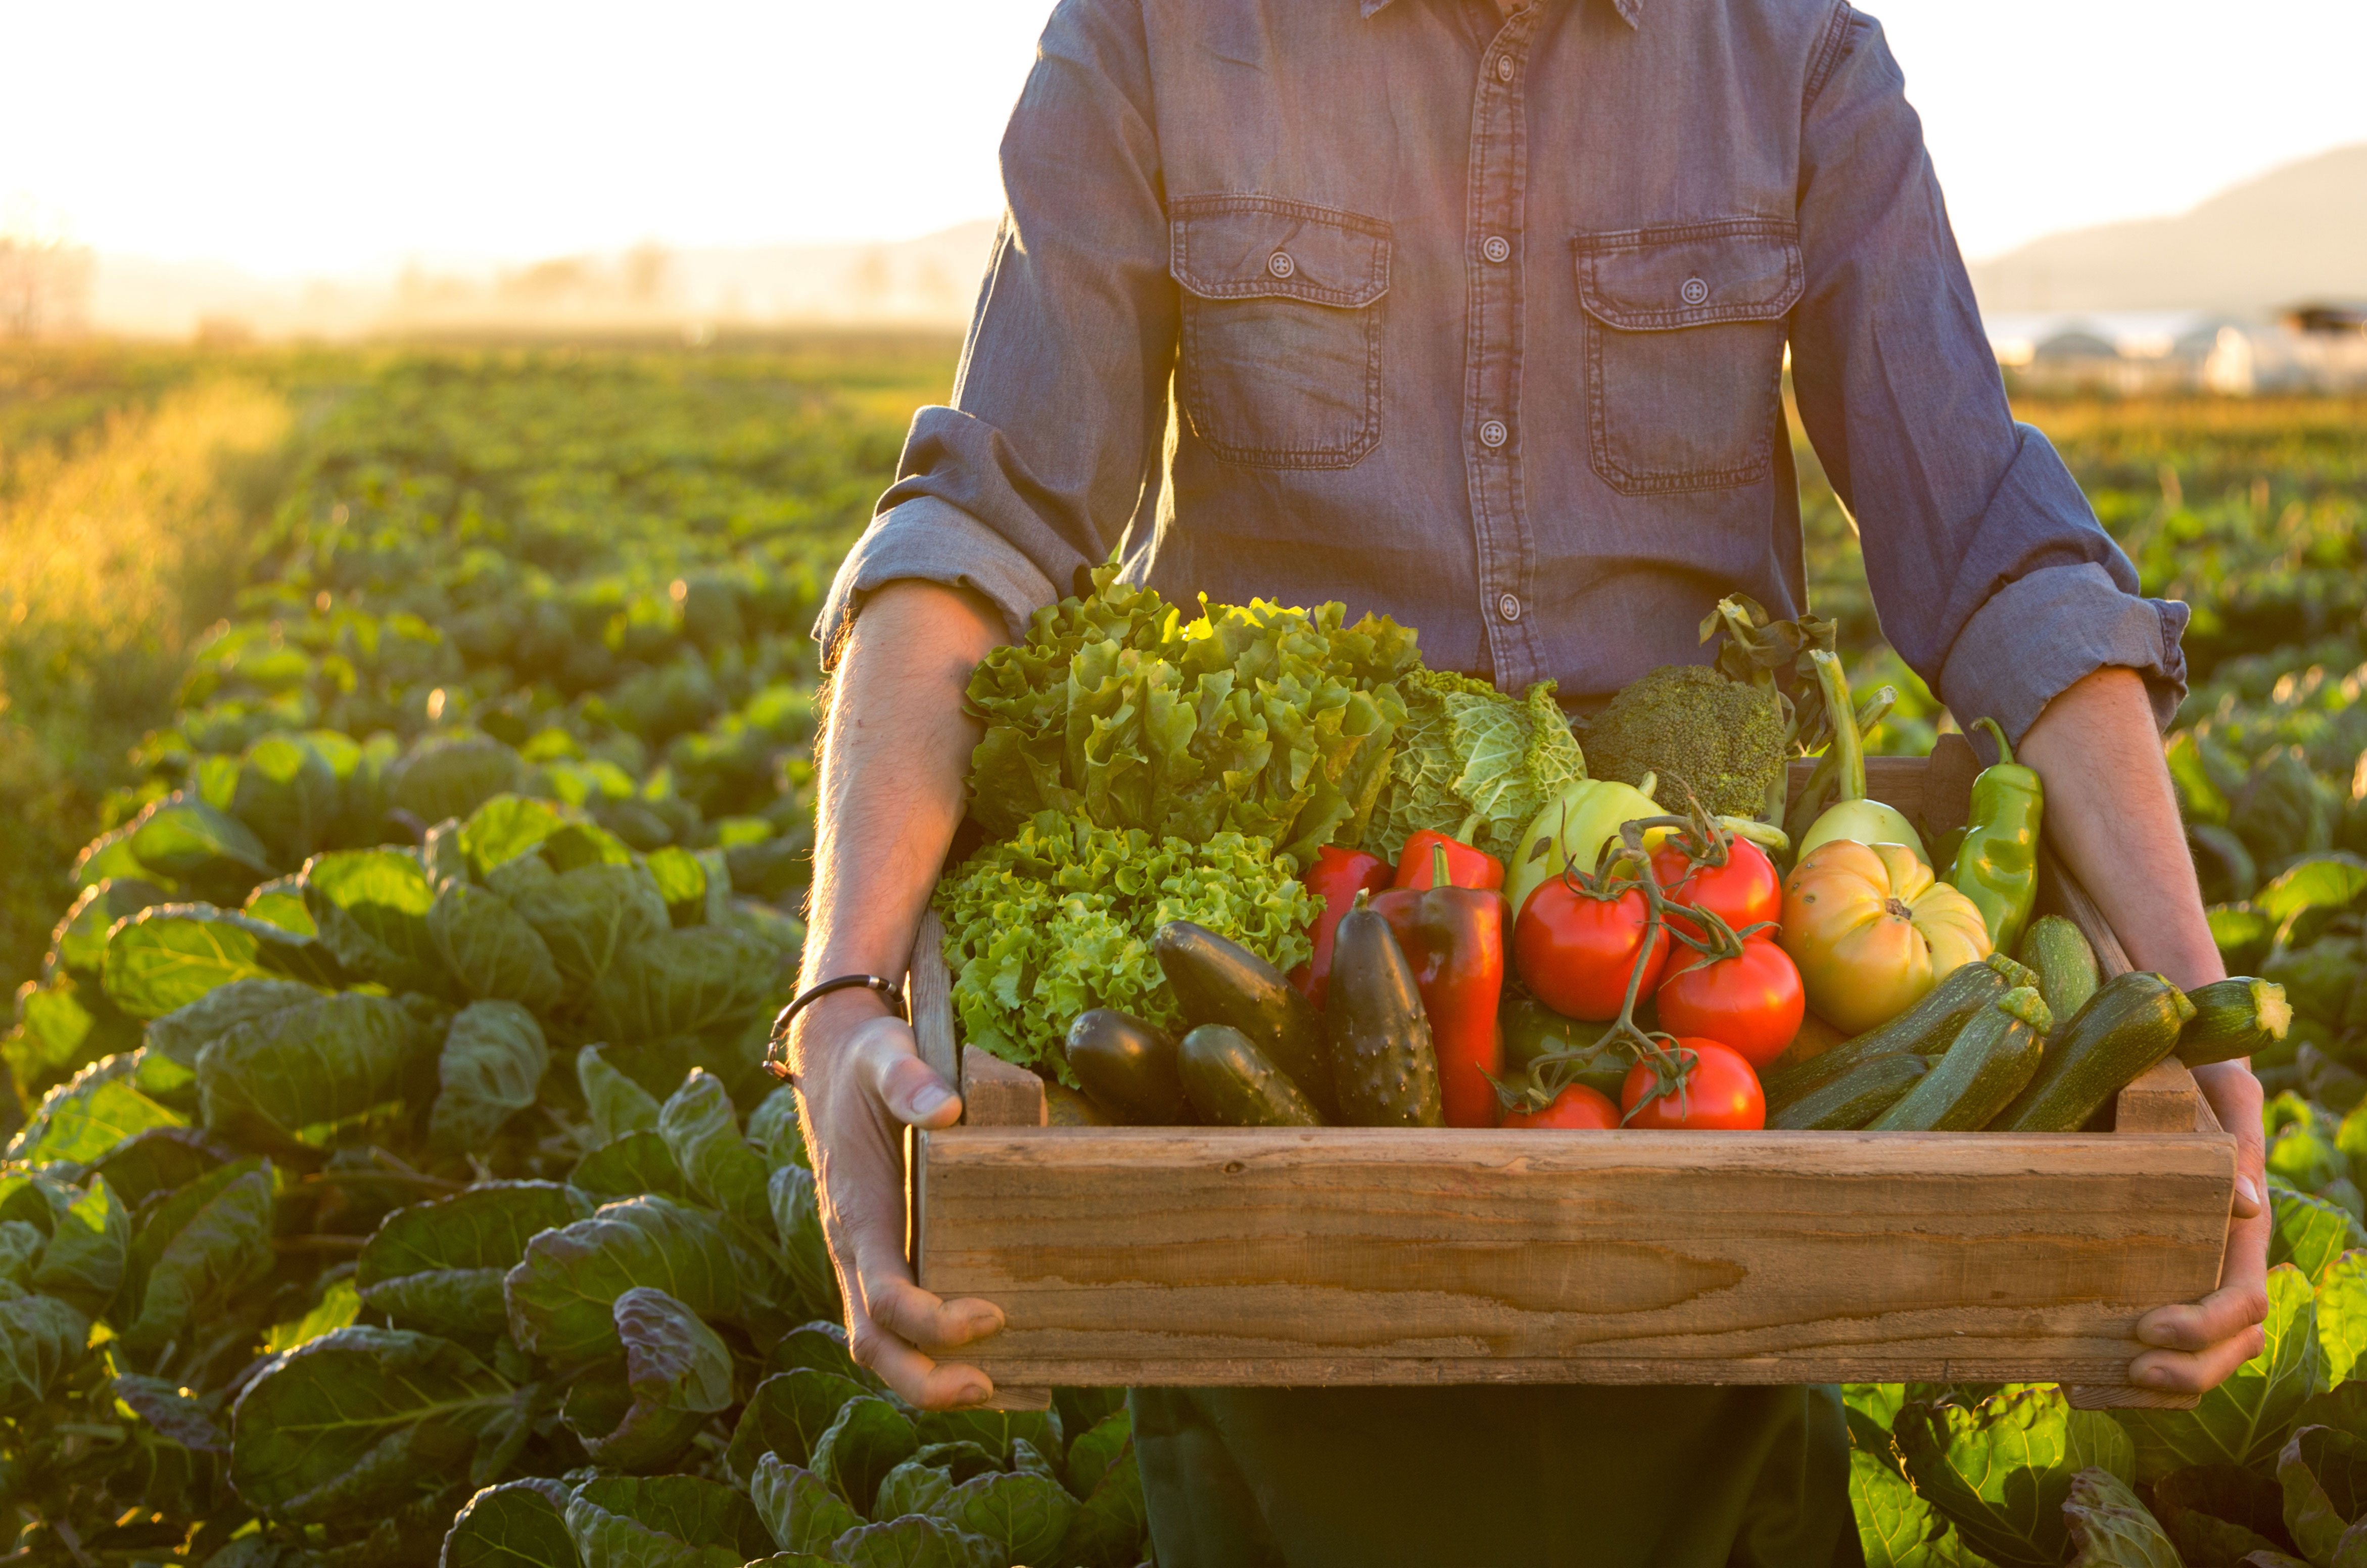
[
  {"left": 1819, "top": 396, "right": 2367, "bottom": 1565},
  {"left": 9, "top": 354, "right": 2367, "bottom": 1568},
  {"left": 1, "top": 352, "right": 1154, "bottom": 1568}
]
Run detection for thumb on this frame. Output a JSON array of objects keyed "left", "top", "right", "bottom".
[{"left": 860, "top": 1027, "right": 962, "bottom": 1128}]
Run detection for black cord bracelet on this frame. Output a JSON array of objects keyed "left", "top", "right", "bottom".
[{"left": 770, "top": 974, "right": 908, "bottom": 1046}]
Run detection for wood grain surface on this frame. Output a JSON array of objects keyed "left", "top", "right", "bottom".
[
  {"left": 962, "top": 1044, "right": 1048, "bottom": 1128},
  {"left": 910, "top": 908, "right": 960, "bottom": 1088},
  {"left": 918, "top": 1124, "right": 2234, "bottom": 1386}
]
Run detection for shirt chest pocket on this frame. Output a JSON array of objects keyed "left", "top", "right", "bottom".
[
  {"left": 1573, "top": 221, "right": 1804, "bottom": 496},
  {"left": 1171, "top": 196, "right": 1391, "bottom": 470}
]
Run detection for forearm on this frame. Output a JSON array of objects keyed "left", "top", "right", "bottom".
[
  {"left": 2016, "top": 666, "right": 2223, "bottom": 991},
  {"left": 795, "top": 581, "right": 1004, "bottom": 1041}
]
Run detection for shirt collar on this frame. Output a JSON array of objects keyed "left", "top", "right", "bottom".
[{"left": 1359, "top": 0, "right": 1642, "bottom": 26}]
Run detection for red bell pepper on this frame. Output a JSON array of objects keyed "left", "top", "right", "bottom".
[
  {"left": 1374, "top": 842, "right": 1507, "bottom": 1127},
  {"left": 1393, "top": 830, "right": 1503, "bottom": 892},
  {"left": 1290, "top": 844, "right": 1396, "bottom": 1009}
]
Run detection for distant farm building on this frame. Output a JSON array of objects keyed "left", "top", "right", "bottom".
[{"left": 1985, "top": 307, "right": 2367, "bottom": 393}]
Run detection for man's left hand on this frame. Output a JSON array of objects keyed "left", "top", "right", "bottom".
[{"left": 2128, "top": 1059, "right": 2269, "bottom": 1392}]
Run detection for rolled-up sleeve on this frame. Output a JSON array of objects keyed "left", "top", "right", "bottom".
[
  {"left": 814, "top": 0, "right": 1176, "bottom": 667},
  {"left": 1787, "top": 5, "right": 2188, "bottom": 740}
]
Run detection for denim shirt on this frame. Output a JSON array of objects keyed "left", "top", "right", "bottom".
[{"left": 817, "top": 0, "right": 2188, "bottom": 742}]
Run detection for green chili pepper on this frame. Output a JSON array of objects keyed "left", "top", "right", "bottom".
[{"left": 1948, "top": 717, "right": 2043, "bottom": 955}]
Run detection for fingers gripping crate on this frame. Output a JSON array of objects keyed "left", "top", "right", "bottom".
[{"left": 905, "top": 734, "right": 2238, "bottom": 1411}]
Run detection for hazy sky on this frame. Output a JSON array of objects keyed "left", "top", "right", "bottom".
[{"left": 5, "top": 0, "right": 2362, "bottom": 276}]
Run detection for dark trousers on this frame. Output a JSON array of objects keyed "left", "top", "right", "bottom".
[{"left": 1131, "top": 1384, "right": 1863, "bottom": 1568}]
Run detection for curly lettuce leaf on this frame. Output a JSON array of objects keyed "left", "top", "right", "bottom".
[
  {"left": 963, "top": 561, "right": 1417, "bottom": 867},
  {"left": 932, "top": 813, "right": 1316, "bottom": 1082}
]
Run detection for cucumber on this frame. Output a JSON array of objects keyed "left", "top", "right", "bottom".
[
  {"left": 1155, "top": 921, "right": 1336, "bottom": 1118},
  {"left": 1870, "top": 987, "right": 2051, "bottom": 1131},
  {"left": 1065, "top": 1008, "right": 1189, "bottom": 1124},
  {"left": 1992, "top": 971, "right": 2198, "bottom": 1132},
  {"left": 2176, "top": 976, "right": 2292, "bottom": 1067},
  {"left": 1763, "top": 953, "right": 2037, "bottom": 1110},
  {"left": 2018, "top": 915, "right": 2100, "bottom": 1029},
  {"left": 1177, "top": 1025, "right": 1324, "bottom": 1127},
  {"left": 1768, "top": 1053, "right": 1930, "bottom": 1131},
  {"left": 1326, "top": 905, "right": 1444, "bottom": 1127}
]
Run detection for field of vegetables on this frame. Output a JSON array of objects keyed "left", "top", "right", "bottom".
[{"left": 1, "top": 342, "right": 2364, "bottom": 1568}]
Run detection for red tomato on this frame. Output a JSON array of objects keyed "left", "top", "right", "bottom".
[
  {"left": 1651, "top": 837, "right": 1782, "bottom": 943},
  {"left": 1502, "top": 1083, "right": 1621, "bottom": 1130},
  {"left": 1513, "top": 878, "right": 1671, "bottom": 1021},
  {"left": 1653, "top": 939, "right": 1807, "bottom": 1068},
  {"left": 1620, "top": 1038, "right": 1766, "bottom": 1130}
]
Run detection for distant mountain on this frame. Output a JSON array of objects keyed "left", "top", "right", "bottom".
[{"left": 1970, "top": 142, "right": 2367, "bottom": 315}]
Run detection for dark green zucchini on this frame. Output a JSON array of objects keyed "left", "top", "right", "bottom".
[
  {"left": 1768, "top": 1053, "right": 1930, "bottom": 1131},
  {"left": 1763, "top": 953, "right": 2037, "bottom": 1110},
  {"left": 2176, "top": 976, "right": 2292, "bottom": 1067},
  {"left": 1065, "top": 1008, "right": 1189, "bottom": 1124},
  {"left": 1177, "top": 1025, "right": 1324, "bottom": 1127},
  {"left": 1992, "top": 971, "right": 2197, "bottom": 1132},
  {"left": 1326, "top": 905, "right": 1443, "bottom": 1128},
  {"left": 2018, "top": 915, "right": 2100, "bottom": 1030},
  {"left": 1870, "top": 987, "right": 2051, "bottom": 1131},
  {"left": 1155, "top": 921, "right": 1336, "bottom": 1118}
]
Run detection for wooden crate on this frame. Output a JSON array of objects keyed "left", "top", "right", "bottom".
[{"left": 907, "top": 734, "right": 2237, "bottom": 1409}]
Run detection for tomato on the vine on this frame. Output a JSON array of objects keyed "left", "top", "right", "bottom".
[
  {"left": 1652, "top": 939, "right": 1806, "bottom": 1068},
  {"left": 1620, "top": 1037, "right": 1765, "bottom": 1130},
  {"left": 1650, "top": 836, "right": 1782, "bottom": 943},
  {"left": 1501, "top": 1083, "right": 1621, "bottom": 1130},
  {"left": 1513, "top": 878, "right": 1670, "bottom": 1021}
]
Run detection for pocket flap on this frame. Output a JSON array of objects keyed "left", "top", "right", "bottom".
[
  {"left": 1171, "top": 196, "right": 1391, "bottom": 308},
  {"left": 1574, "top": 220, "right": 1803, "bottom": 330}
]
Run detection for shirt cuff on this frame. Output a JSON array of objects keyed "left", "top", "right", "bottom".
[
  {"left": 1938, "top": 562, "right": 2191, "bottom": 744},
  {"left": 812, "top": 495, "right": 1060, "bottom": 670}
]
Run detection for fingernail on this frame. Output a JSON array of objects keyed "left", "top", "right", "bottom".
[
  {"left": 2140, "top": 1364, "right": 2170, "bottom": 1387},
  {"left": 911, "top": 1082, "right": 954, "bottom": 1118},
  {"left": 2237, "top": 1176, "right": 2260, "bottom": 1207},
  {"left": 2136, "top": 1323, "right": 2171, "bottom": 1348},
  {"left": 957, "top": 1382, "right": 990, "bottom": 1406}
]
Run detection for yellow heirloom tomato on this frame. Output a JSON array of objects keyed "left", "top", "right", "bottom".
[{"left": 1778, "top": 840, "right": 1992, "bottom": 1033}]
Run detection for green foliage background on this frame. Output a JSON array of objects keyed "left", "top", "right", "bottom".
[{"left": 4, "top": 338, "right": 2366, "bottom": 1568}]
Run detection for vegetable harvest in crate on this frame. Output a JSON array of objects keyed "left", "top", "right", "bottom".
[{"left": 936, "top": 566, "right": 2288, "bottom": 1133}]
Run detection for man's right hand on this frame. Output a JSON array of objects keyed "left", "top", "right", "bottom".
[{"left": 792, "top": 992, "right": 1007, "bottom": 1409}]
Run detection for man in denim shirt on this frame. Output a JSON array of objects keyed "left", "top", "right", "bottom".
[{"left": 782, "top": 1, "right": 2271, "bottom": 1562}]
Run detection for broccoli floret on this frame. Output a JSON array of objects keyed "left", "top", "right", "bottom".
[{"left": 1580, "top": 664, "right": 1786, "bottom": 819}]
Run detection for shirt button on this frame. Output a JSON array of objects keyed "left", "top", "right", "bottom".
[
  {"left": 1495, "top": 54, "right": 1516, "bottom": 83},
  {"left": 1479, "top": 419, "right": 1508, "bottom": 448},
  {"left": 1483, "top": 235, "right": 1511, "bottom": 264},
  {"left": 1267, "top": 251, "right": 1296, "bottom": 279},
  {"left": 1681, "top": 276, "right": 1710, "bottom": 306},
  {"left": 1498, "top": 594, "right": 1522, "bottom": 623}
]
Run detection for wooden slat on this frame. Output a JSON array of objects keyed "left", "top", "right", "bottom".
[
  {"left": 2114, "top": 1058, "right": 2210, "bottom": 1133},
  {"left": 1919, "top": 731, "right": 1982, "bottom": 844},
  {"left": 920, "top": 1125, "right": 2235, "bottom": 1387},
  {"left": 907, "top": 909, "right": 957, "bottom": 1279},
  {"left": 2038, "top": 842, "right": 2136, "bottom": 978},
  {"left": 1786, "top": 755, "right": 1929, "bottom": 827},
  {"left": 909, "top": 909, "right": 960, "bottom": 1090},
  {"left": 962, "top": 1045, "right": 1048, "bottom": 1128}
]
